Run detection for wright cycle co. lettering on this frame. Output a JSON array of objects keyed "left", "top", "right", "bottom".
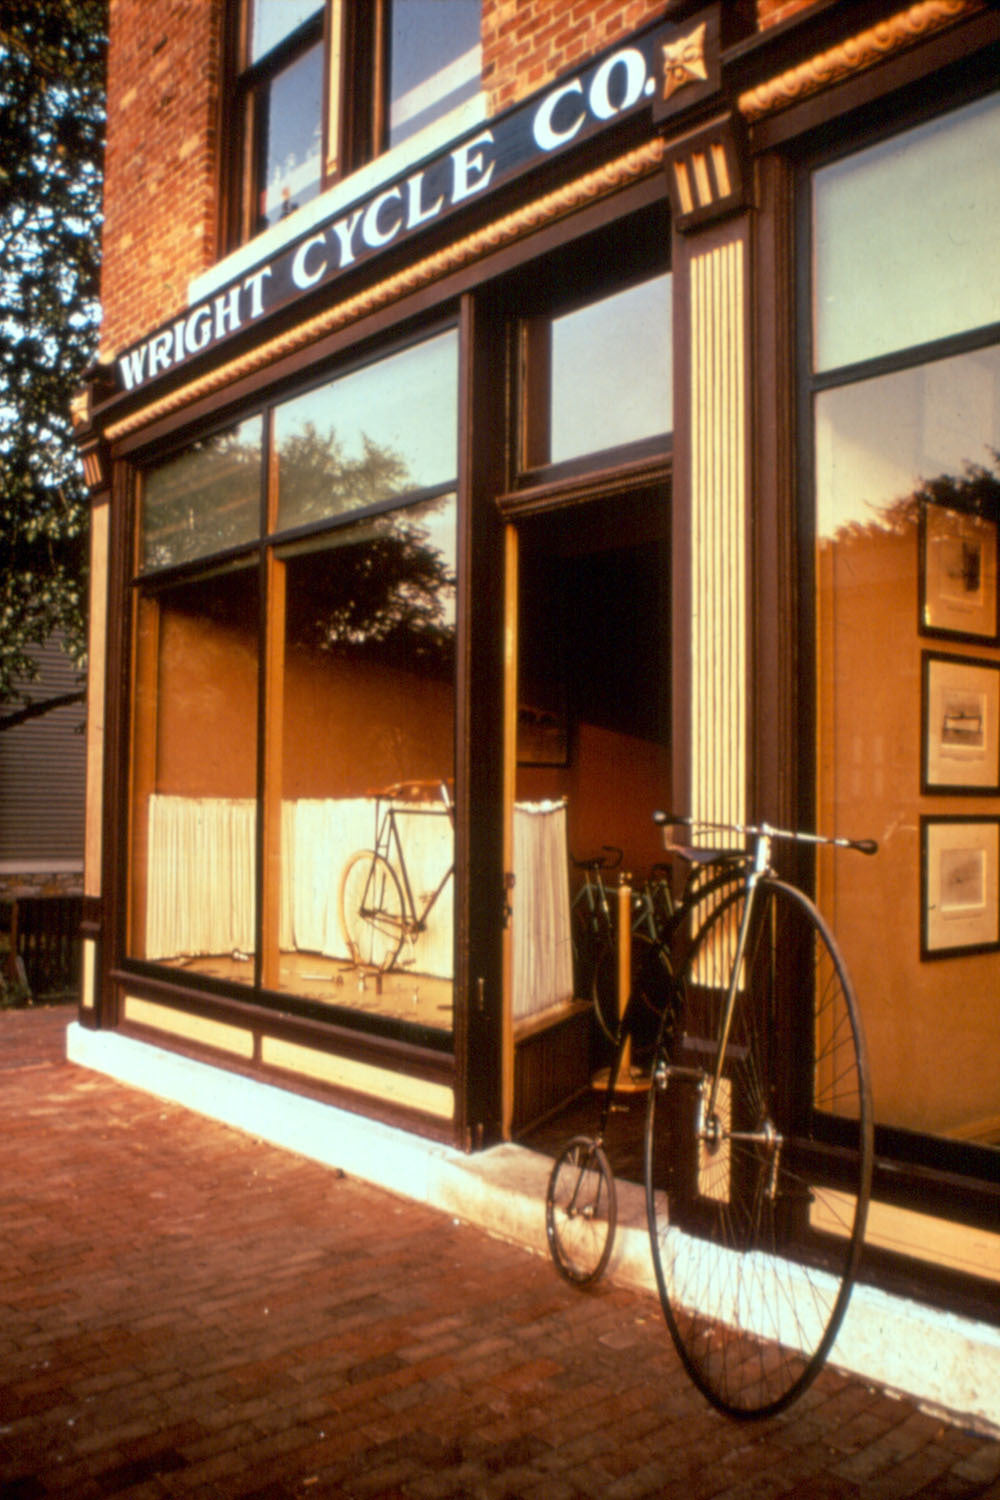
[{"left": 114, "top": 10, "right": 717, "bottom": 396}]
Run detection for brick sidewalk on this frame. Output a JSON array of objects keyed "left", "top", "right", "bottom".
[{"left": 2, "top": 1008, "right": 999, "bottom": 1500}]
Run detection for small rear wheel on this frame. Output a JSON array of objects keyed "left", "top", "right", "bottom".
[{"left": 546, "top": 1136, "right": 617, "bottom": 1287}]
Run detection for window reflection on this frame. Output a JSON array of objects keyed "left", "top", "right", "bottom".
[
  {"left": 141, "top": 417, "right": 262, "bottom": 571},
  {"left": 258, "top": 42, "right": 324, "bottom": 227},
  {"left": 813, "top": 92, "right": 1000, "bottom": 373},
  {"left": 275, "top": 330, "right": 459, "bottom": 531},
  {"left": 249, "top": 0, "right": 322, "bottom": 62},
  {"left": 815, "top": 347, "right": 1000, "bottom": 1149},
  {"left": 388, "top": 0, "right": 482, "bottom": 146},
  {"left": 277, "top": 497, "right": 457, "bottom": 1028},
  {"left": 542, "top": 274, "right": 672, "bottom": 467},
  {"left": 130, "top": 564, "right": 260, "bottom": 985}
]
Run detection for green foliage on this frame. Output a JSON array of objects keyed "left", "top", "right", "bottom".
[{"left": 0, "top": 0, "right": 107, "bottom": 706}]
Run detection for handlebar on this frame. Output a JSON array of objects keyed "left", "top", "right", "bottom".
[
  {"left": 653, "top": 812, "right": 878, "bottom": 857},
  {"left": 570, "top": 844, "right": 623, "bottom": 872}
]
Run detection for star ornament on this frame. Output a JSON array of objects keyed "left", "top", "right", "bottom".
[{"left": 661, "top": 21, "right": 708, "bottom": 104}]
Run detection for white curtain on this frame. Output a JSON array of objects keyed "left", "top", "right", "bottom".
[
  {"left": 146, "top": 795, "right": 570, "bottom": 1006},
  {"left": 512, "top": 799, "right": 573, "bottom": 1022},
  {"left": 146, "top": 795, "right": 256, "bottom": 960},
  {"left": 147, "top": 793, "right": 454, "bottom": 978}
]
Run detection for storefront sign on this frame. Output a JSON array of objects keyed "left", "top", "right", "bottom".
[{"left": 114, "top": 8, "right": 719, "bottom": 396}]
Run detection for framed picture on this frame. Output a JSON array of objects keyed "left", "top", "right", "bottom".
[
  {"left": 517, "top": 700, "right": 569, "bottom": 766},
  {"left": 921, "top": 652, "right": 1000, "bottom": 795},
  {"left": 921, "top": 815, "right": 1000, "bottom": 959},
  {"left": 919, "top": 502, "right": 999, "bottom": 644}
]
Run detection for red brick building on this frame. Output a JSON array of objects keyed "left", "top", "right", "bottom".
[{"left": 74, "top": 0, "right": 1000, "bottom": 1421}]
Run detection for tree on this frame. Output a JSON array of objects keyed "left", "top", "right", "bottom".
[{"left": 0, "top": 0, "right": 106, "bottom": 716}]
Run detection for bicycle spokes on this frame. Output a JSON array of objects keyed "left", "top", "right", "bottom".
[{"left": 645, "top": 877, "right": 872, "bottom": 1419}]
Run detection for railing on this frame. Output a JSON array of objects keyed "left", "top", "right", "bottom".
[{"left": 1, "top": 897, "right": 82, "bottom": 999}]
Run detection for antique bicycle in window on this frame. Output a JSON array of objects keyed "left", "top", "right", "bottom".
[
  {"left": 546, "top": 812, "right": 876, "bottom": 1420},
  {"left": 338, "top": 780, "right": 455, "bottom": 974}
]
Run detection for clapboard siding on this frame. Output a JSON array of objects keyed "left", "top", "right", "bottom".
[{"left": 0, "top": 640, "right": 86, "bottom": 865}]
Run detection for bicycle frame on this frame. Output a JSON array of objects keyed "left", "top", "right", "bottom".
[
  {"left": 372, "top": 796, "right": 454, "bottom": 935},
  {"left": 654, "top": 814, "right": 877, "bottom": 1190}
]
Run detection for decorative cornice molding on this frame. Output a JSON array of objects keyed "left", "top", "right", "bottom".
[
  {"left": 105, "top": 137, "right": 667, "bottom": 445},
  {"left": 738, "top": 0, "right": 980, "bottom": 122}
]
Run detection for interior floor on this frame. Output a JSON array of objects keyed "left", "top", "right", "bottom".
[{"left": 159, "top": 951, "right": 453, "bottom": 1031}]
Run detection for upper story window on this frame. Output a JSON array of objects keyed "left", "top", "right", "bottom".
[{"left": 229, "top": 0, "right": 482, "bottom": 245}]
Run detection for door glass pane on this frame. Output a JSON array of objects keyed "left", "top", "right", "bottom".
[
  {"left": 815, "top": 345, "right": 1000, "bottom": 1150},
  {"left": 274, "top": 330, "right": 459, "bottom": 532},
  {"left": 258, "top": 41, "right": 324, "bottom": 229},
  {"left": 549, "top": 274, "right": 672, "bottom": 465},
  {"left": 277, "top": 496, "right": 457, "bottom": 1031},
  {"left": 130, "top": 563, "right": 260, "bottom": 986},
  {"left": 249, "top": 0, "right": 322, "bottom": 63},
  {"left": 388, "top": 0, "right": 481, "bottom": 147},
  {"left": 141, "top": 417, "right": 262, "bottom": 571},
  {"left": 813, "top": 92, "right": 1000, "bottom": 373}
]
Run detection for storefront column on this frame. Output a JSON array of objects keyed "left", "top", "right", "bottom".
[{"left": 674, "top": 216, "right": 751, "bottom": 830}]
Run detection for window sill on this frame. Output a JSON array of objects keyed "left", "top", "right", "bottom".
[{"left": 189, "top": 92, "right": 491, "bottom": 309}]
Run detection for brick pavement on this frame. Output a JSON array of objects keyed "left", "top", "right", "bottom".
[{"left": 2, "top": 1007, "right": 1000, "bottom": 1500}]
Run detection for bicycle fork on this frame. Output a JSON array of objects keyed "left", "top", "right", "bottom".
[{"left": 657, "top": 833, "right": 785, "bottom": 1200}]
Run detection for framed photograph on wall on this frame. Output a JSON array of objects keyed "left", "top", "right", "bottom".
[
  {"left": 919, "top": 502, "right": 999, "bottom": 644},
  {"left": 921, "top": 651, "right": 1000, "bottom": 795},
  {"left": 921, "top": 815, "right": 1000, "bottom": 959}
]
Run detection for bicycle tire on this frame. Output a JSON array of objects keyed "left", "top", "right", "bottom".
[
  {"left": 644, "top": 876, "right": 872, "bottom": 1419},
  {"left": 546, "top": 1135, "right": 617, "bottom": 1286},
  {"left": 338, "top": 850, "right": 406, "bottom": 972}
]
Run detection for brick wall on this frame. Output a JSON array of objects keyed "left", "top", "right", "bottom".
[
  {"left": 482, "top": 1, "right": 671, "bottom": 113},
  {"left": 99, "top": 0, "right": 820, "bottom": 359},
  {"left": 100, "top": 0, "right": 224, "bottom": 360}
]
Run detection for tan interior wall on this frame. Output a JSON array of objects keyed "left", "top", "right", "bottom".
[
  {"left": 517, "top": 721, "right": 669, "bottom": 884},
  {"left": 818, "top": 517, "right": 1000, "bottom": 1140}
]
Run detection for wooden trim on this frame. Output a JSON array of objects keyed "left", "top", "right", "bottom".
[
  {"left": 744, "top": 7, "right": 1000, "bottom": 154},
  {"left": 84, "top": 500, "right": 110, "bottom": 900},
  {"left": 496, "top": 450, "right": 672, "bottom": 519},
  {"left": 750, "top": 154, "right": 801, "bottom": 845},
  {"left": 100, "top": 460, "right": 136, "bottom": 1027},
  {"left": 738, "top": 0, "right": 982, "bottom": 123},
  {"left": 512, "top": 997, "right": 590, "bottom": 1045},
  {"left": 502, "top": 522, "right": 518, "bottom": 1140},
  {"left": 259, "top": 549, "right": 284, "bottom": 991},
  {"left": 453, "top": 288, "right": 508, "bottom": 1150},
  {"left": 323, "top": 0, "right": 344, "bottom": 183}
]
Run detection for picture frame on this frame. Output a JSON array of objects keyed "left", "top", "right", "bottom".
[
  {"left": 921, "top": 651, "right": 1000, "bottom": 795},
  {"left": 921, "top": 815, "right": 1000, "bottom": 959},
  {"left": 919, "top": 501, "right": 999, "bottom": 644},
  {"left": 517, "top": 700, "right": 569, "bottom": 767}
]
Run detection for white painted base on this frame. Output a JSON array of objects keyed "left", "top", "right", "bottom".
[{"left": 66, "top": 1022, "right": 1000, "bottom": 1435}]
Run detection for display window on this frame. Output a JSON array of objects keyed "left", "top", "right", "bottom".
[
  {"left": 128, "top": 326, "right": 458, "bottom": 1041},
  {"left": 808, "top": 91, "right": 1000, "bottom": 1168}
]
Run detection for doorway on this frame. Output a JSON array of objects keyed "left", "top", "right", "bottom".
[{"left": 505, "top": 482, "right": 671, "bottom": 1134}]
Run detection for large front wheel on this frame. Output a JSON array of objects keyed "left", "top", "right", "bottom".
[
  {"left": 644, "top": 877, "right": 872, "bottom": 1419},
  {"left": 338, "top": 851, "right": 405, "bottom": 972}
]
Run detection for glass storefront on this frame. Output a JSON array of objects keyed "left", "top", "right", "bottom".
[
  {"left": 812, "top": 92, "right": 1000, "bottom": 1153},
  {"left": 129, "top": 328, "right": 458, "bottom": 1039}
]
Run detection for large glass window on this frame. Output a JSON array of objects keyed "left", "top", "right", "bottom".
[
  {"left": 811, "top": 93, "right": 1000, "bottom": 1159},
  {"left": 229, "top": 0, "right": 482, "bottom": 245},
  {"left": 520, "top": 272, "right": 673, "bottom": 471},
  {"left": 129, "top": 329, "right": 459, "bottom": 1039}
]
